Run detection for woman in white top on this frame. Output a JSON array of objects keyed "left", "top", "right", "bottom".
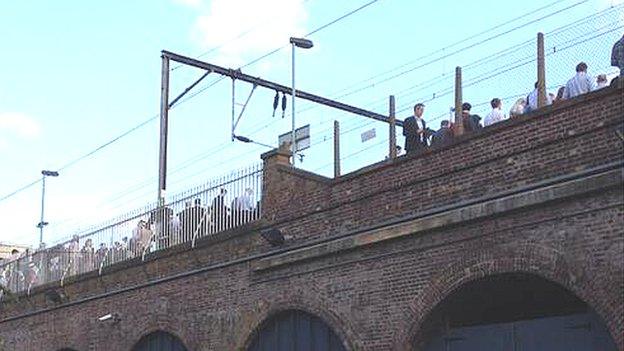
[{"left": 509, "top": 98, "right": 526, "bottom": 118}]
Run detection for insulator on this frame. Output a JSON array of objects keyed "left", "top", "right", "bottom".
[
  {"left": 281, "top": 93, "right": 287, "bottom": 118},
  {"left": 272, "top": 91, "right": 279, "bottom": 117}
]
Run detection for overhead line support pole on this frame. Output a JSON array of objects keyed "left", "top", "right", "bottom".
[
  {"left": 537, "top": 32, "right": 547, "bottom": 108},
  {"left": 389, "top": 95, "right": 397, "bottom": 159},
  {"left": 334, "top": 121, "right": 340, "bottom": 178},
  {"left": 158, "top": 55, "right": 170, "bottom": 204},
  {"left": 454, "top": 66, "right": 464, "bottom": 136},
  {"left": 231, "top": 78, "right": 235, "bottom": 141}
]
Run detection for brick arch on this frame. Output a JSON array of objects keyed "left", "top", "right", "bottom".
[
  {"left": 395, "top": 242, "right": 623, "bottom": 351},
  {"left": 42, "top": 328, "right": 86, "bottom": 351},
  {"left": 119, "top": 316, "right": 195, "bottom": 351},
  {"left": 129, "top": 329, "right": 188, "bottom": 351},
  {"left": 234, "top": 290, "right": 361, "bottom": 351}
]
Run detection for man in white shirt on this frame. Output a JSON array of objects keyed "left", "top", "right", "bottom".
[
  {"left": 527, "top": 82, "right": 552, "bottom": 112},
  {"left": 563, "top": 62, "right": 595, "bottom": 99},
  {"left": 484, "top": 98, "right": 506, "bottom": 127}
]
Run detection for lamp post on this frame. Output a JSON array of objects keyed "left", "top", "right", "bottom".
[
  {"left": 289, "top": 37, "right": 313, "bottom": 167},
  {"left": 38, "top": 170, "right": 59, "bottom": 246}
]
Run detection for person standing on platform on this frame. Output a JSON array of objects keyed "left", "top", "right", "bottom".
[{"left": 403, "top": 103, "right": 428, "bottom": 154}]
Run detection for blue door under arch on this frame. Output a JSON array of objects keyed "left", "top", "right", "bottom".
[
  {"left": 424, "top": 311, "right": 617, "bottom": 351},
  {"left": 132, "top": 331, "right": 188, "bottom": 351},
  {"left": 248, "top": 310, "right": 347, "bottom": 351}
]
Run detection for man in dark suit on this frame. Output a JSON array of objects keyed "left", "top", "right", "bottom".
[{"left": 403, "top": 103, "right": 428, "bottom": 154}]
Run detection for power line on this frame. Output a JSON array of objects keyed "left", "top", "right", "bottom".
[
  {"left": 329, "top": 0, "right": 588, "bottom": 99},
  {"left": 326, "top": 0, "right": 583, "bottom": 97},
  {"left": 14, "top": 0, "right": 386, "bottom": 210},
  {"left": 171, "top": 0, "right": 315, "bottom": 71},
  {"left": 0, "top": 0, "right": 384, "bottom": 206},
  {"left": 0, "top": 179, "right": 41, "bottom": 203}
]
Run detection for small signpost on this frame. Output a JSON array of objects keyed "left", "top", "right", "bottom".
[{"left": 278, "top": 124, "right": 311, "bottom": 152}]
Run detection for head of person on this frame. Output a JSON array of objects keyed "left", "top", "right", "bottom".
[
  {"left": 597, "top": 74, "right": 607, "bottom": 84},
  {"left": 490, "top": 98, "right": 502, "bottom": 109},
  {"left": 11, "top": 249, "right": 19, "bottom": 255},
  {"left": 440, "top": 120, "right": 450, "bottom": 128},
  {"left": 576, "top": 62, "right": 588, "bottom": 73},
  {"left": 413, "top": 103, "right": 425, "bottom": 118},
  {"left": 461, "top": 102, "right": 472, "bottom": 116},
  {"left": 556, "top": 86, "right": 565, "bottom": 99}
]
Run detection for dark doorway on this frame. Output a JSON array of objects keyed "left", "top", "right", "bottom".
[
  {"left": 247, "top": 310, "right": 347, "bottom": 351},
  {"left": 132, "top": 331, "right": 188, "bottom": 351},
  {"left": 420, "top": 274, "right": 616, "bottom": 351}
]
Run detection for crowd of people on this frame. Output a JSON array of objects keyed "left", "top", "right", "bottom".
[
  {"left": 0, "top": 187, "right": 259, "bottom": 298},
  {"left": 402, "top": 35, "right": 623, "bottom": 155}
]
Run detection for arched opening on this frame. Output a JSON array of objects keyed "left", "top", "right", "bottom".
[
  {"left": 247, "top": 309, "right": 347, "bottom": 351},
  {"left": 417, "top": 273, "right": 617, "bottom": 351},
  {"left": 132, "top": 330, "right": 188, "bottom": 351}
]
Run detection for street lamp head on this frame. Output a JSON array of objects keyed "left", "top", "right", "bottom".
[
  {"left": 41, "top": 170, "right": 59, "bottom": 177},
  {"left": 289, "top": 37, "right": 314, "bottom": 49}
]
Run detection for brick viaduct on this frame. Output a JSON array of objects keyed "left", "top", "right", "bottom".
[{"left": 0, "top": 86, "right": 622, "bottom": 350}]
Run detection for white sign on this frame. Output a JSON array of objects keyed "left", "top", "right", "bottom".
[
  {"left": 360, "top": 128, "right": 376, "bottom": 142},
  {"left": 278, "top": 124, "right": 310, "bottom": 152}
]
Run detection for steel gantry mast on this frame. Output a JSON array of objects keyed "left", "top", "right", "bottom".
[{"left": 157, "top": 50, "right": 403, "bottom": 203}]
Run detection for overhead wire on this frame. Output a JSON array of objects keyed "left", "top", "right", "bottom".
[{"left": 0, "top": 0, "right": 385, "bottom": 206}]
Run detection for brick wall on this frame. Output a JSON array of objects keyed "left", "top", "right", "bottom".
[{"left": 0, "top": 86, "right": 621, "bottom": 350}]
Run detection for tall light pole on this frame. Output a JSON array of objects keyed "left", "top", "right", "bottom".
[
  {"left": 289, "top": 37, "right": 313, "bottom": 167},
  {"left": 38, "top": 170, "right": 59, "bottom": 246}
]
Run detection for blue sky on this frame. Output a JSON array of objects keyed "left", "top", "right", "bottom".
[{"left": 1, "top": 0, "right": 622, "bottom": 247}]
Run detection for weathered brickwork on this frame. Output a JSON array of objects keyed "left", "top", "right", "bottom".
[{"left": 0, "top": 86, "right": 622, "bottom": 350}]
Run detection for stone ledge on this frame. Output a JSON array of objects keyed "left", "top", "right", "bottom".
[{"left": 252, "top": 168, "right": 623, "bottom": 271}]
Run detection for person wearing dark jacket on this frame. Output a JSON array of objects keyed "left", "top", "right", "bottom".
[
  {"left": 431, "top": 120, "right": 454, "bottom": 147},
  {"left": 403, "top": 103, "right": 428, "bottom": 153},
  {"left": 461, "top": 102, "right": 482, "bottom": 133}
]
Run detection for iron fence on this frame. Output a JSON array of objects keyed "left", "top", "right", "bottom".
[{"left": 0, "top": 163, "right": 262, "bottom": 298}]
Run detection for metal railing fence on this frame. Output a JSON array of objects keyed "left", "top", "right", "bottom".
[{"left": 0, "top": 163, "right": 262, "bottom": 298}]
